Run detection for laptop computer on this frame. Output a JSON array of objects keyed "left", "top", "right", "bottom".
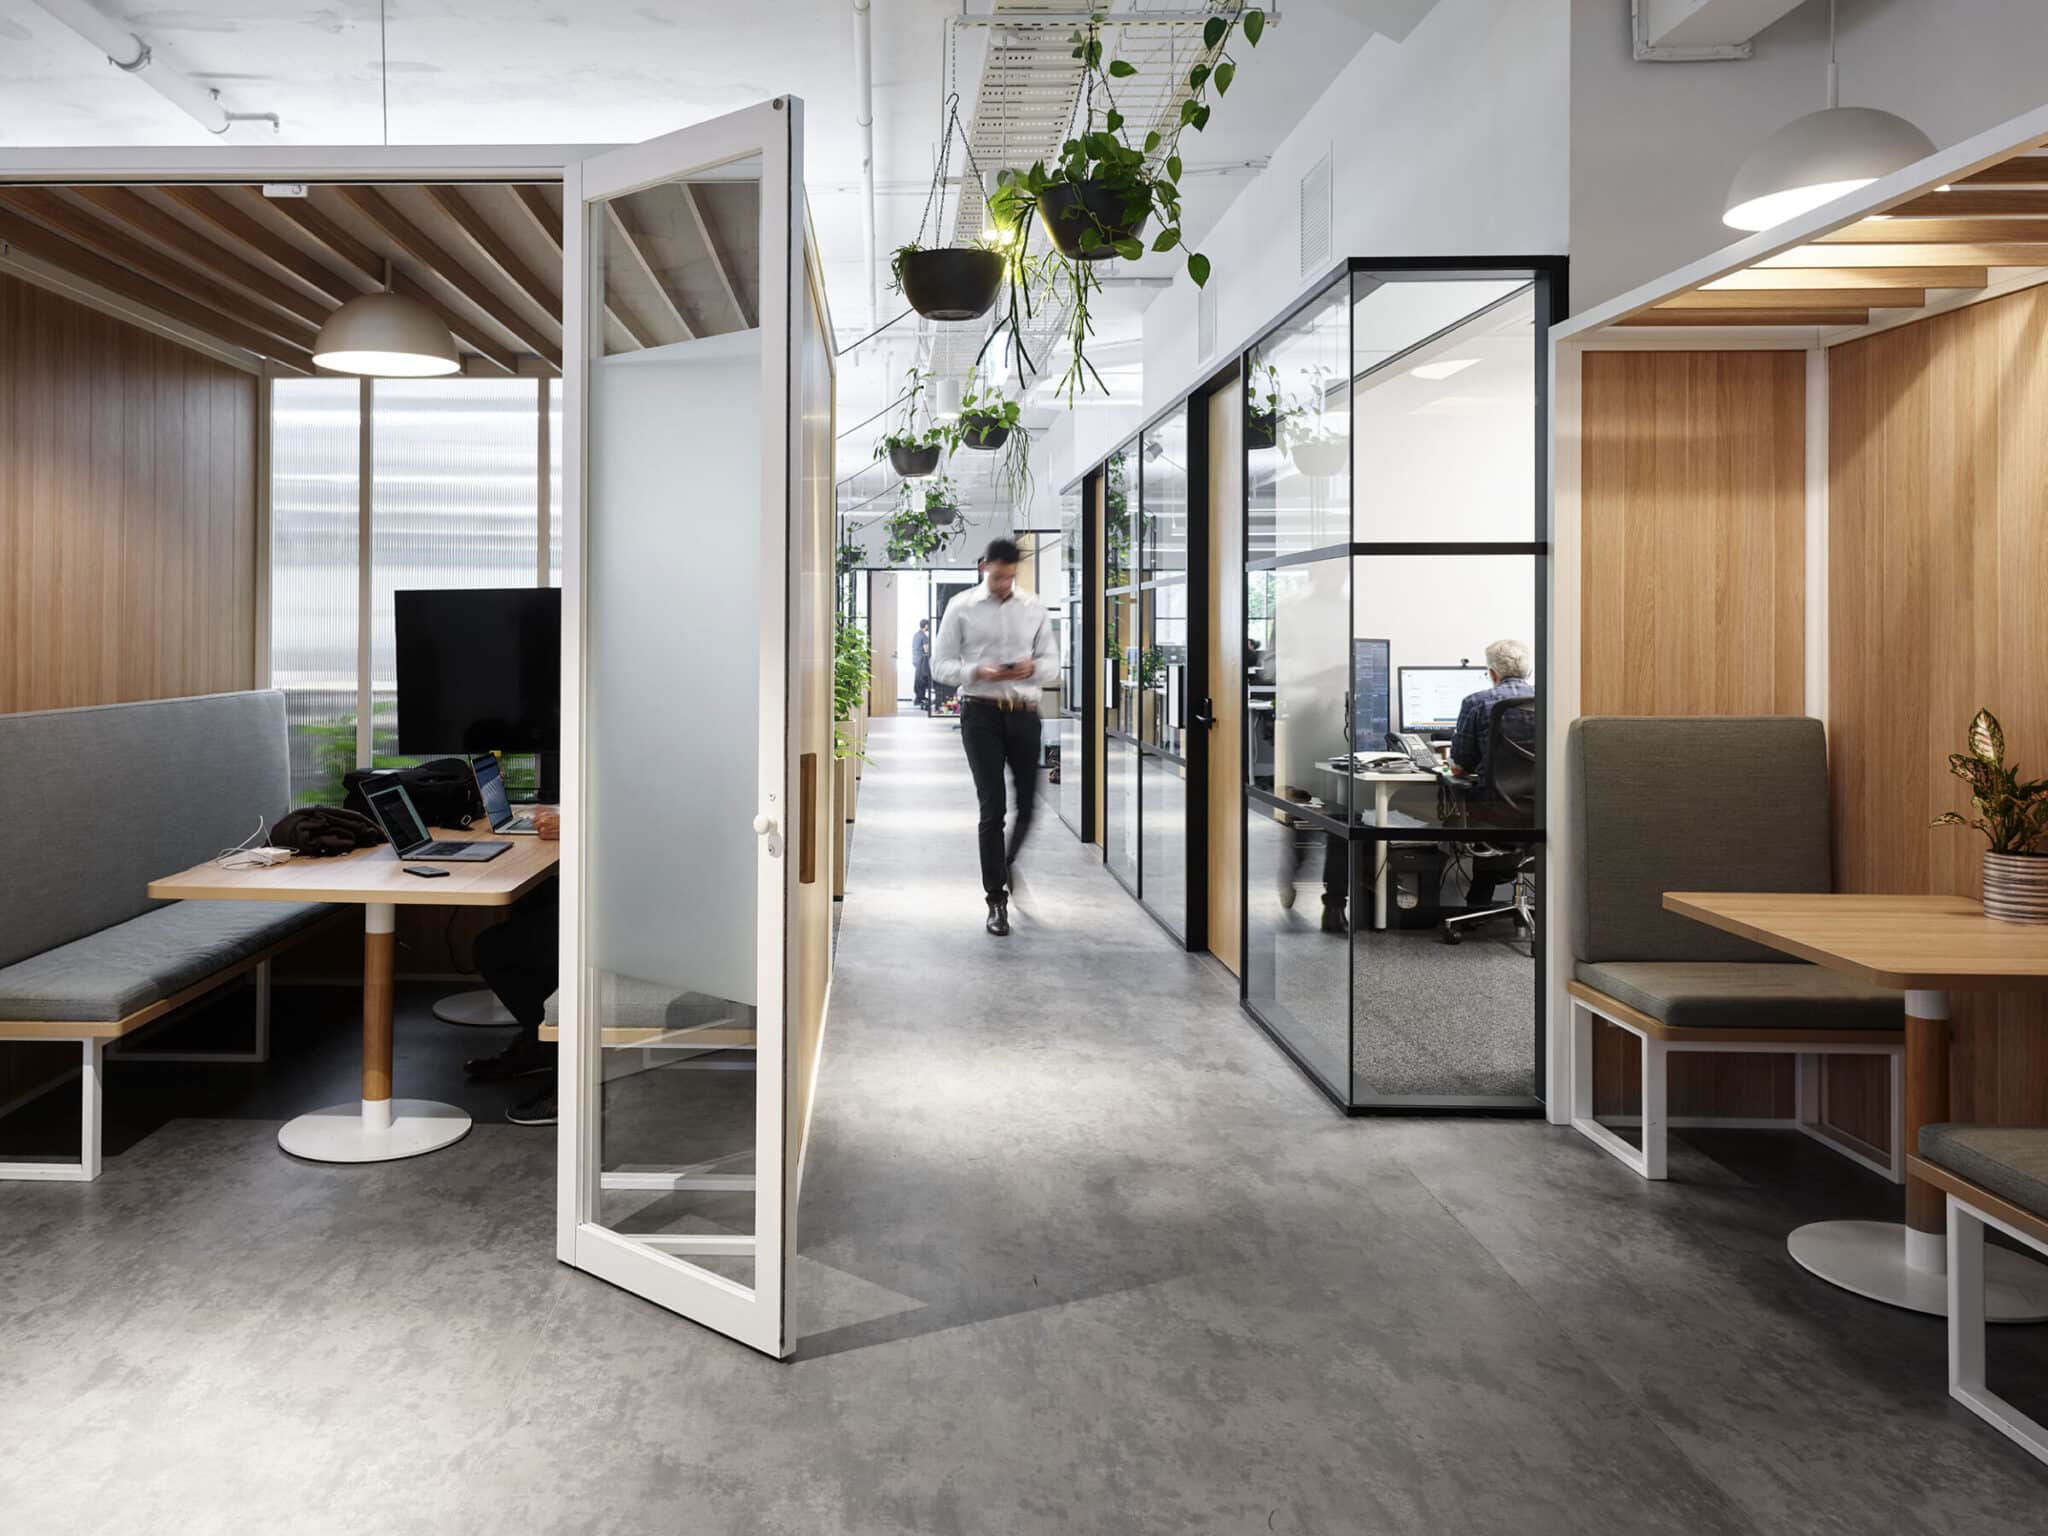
[
  {"left": 468, "top": 752, "right": 538, "bottom": 835},
  {"left": 363, "top": 780, "right": 510, "bottom": 862}
]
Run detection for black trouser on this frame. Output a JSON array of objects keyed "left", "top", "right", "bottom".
[
  {"left": 914, "top": 659, "right": 932, "bottom": 708},
  {"left": 473, "top": 881, "right": 560, "bottom": 1037},
  {"left": 960, "top": 698, "right": 1040, "bottom": 899}
]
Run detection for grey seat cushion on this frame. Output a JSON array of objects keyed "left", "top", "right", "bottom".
[
  {"left": 1575, "top": 960, "right": 1903, "bottom": 1032},
  {"left": 1919, "top": 1124, "right": 2048, "bottom": 1218},
  {"left": 0, "top": 900, "right": 332, "bottom": 1023},
  {"left": 1567, "top": 716, "right": 1833, "bottom": 965}
]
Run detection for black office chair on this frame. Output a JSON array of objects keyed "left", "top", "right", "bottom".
[{"left": 1443, "top": 695, "right": 1537, "bottom": 945}]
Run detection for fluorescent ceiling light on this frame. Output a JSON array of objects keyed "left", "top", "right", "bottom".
[
  {"left": 313, "top": 292, "right": 460, "bottom": 377},
  {"left": 1722, "top": 2, "right": 1933, "bottom": 232},
  {"left": 1410, "top": 358, "right": 1479, "bottom": 381}
]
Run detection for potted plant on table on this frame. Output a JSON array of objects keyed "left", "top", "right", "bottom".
[{"left": 1933, "top": 708, "right": 2048, "bottom": 922}]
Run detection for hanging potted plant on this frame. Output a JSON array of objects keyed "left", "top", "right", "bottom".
[
  {"left": 992, "top": 6, "right": 1265, "bottom": 399},
  {"left": 890, "top": 95, "right": 1010, "bottom": 323},
  {"left": 885, "top": 489, "right": 965, "bottom": 565},
  {"left": 1934, "top": 709, "right": 2048, "bottom": 922},
  {"left": 875, "top": 365, "right": 947, "bottom": 478},
  {"left": 952, "top": 377, "right": 1035, "bottom": 516},
  {"left": 922, "top": 472, "right": 961, "bottom": 528},
  {"left": 1287, "top": 364, "right": 1349, "bottom": 478}
]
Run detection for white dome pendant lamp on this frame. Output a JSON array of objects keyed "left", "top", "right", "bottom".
[
  {"left": 1722, "top": 0, "right": 1935, "bottom": 232},
  {"left": 313, "top": 260, "right": 461, "bottom": 377}
]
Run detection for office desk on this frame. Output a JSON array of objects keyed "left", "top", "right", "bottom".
[
  {"left": 1314, "top": 761, "right": 1438, "bottom": 929},
  {"left": 1665, "top": 891, "right": 2048, "bottom": 1320},
  {"left": 150, "top": 826, "right": 560, "bottom": 1164}
]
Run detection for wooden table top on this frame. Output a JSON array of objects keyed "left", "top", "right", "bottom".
[
  {"left": 150, "top": 822, "right": 560, "bottom": 908},
  {"left": 1663, "top": 892, "right": 2048, "bottom": 991}
]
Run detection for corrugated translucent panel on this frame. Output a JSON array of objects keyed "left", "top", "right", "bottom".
[
  {"left": 270, "top": 379, "right": 361, "bottom": 806},
  {"left": 368, "top": 379, "right": 542, "bottom": 761}
]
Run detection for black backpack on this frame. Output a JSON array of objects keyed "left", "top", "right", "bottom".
[{"left": 342, "top": 757, "right": 485, "bottom": 830}]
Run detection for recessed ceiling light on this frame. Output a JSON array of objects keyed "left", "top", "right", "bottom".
[{"left": 1410, "top": 358, "right": 1479, "bottom": 381}]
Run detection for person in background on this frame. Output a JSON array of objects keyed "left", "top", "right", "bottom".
[
  {"left": 930, "top": 538, "right": 1060, "bottom": 937},
  {"left": 463, "top": 807, "right": 560, "bottom": 1126},
  {"left": 912, "top": 618, "right": 933, "bottom": 710},
  {"left": 1448, "top": 638, "right": 1535, "bottom": 912}
]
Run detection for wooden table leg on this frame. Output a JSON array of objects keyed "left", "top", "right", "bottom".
[
  {"left": 1903, "top": 988, "right": 1952, "bottom": 1274},
  {"left": 362, "top": 901, "right": 396, "bottom": 1132}
]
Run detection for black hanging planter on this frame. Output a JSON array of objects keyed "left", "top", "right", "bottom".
[
  {"left": 1037, "top": 178, "right": 1150, "bottom": 261},
  {"left": 899, "top": 248, "right": 1005, "bottom": 322},
  {"left": 1246, "top": 412, "right": 1279, "bottom": 451},
  {"left": 957, "top": 416, "right": 1011, "bottom": 451},
  {"left": 889, "top": 443, "right": 943, "bottom": 478},
  {"left": 926, "top": 507, "right": 960, "bottom": 528}
]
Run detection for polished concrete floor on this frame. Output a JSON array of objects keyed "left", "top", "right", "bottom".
[{"left": 3, "top": 711, "right": 2048, "bottom": 1534}]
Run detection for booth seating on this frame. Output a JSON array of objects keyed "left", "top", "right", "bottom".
[
  {"left": 1565, "top": 717, "right": 1905, "bottom": 1180},
  {"left": 1909, "top": 1127, "right": 2048, "bottom": 1465},
  {"left": 0, "top": 691, "right": 336, "bottom": 1181}
]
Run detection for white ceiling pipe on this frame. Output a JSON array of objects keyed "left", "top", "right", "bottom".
[
  {"left": 29, "top": 0, "right": 235, "bottom": 135},
  {"left": 852, "top": 0, "right": 879, "bottom": 327}
]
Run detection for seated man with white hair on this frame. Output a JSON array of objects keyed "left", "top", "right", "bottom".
[
  {"left": 1448, "top": 638, "right": 1534, "bottom": 788},
  {"left": 1447, "top": 637, "right": 1535, "bottom": 915}
]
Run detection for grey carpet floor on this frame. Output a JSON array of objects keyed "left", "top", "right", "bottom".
[{"left": 2, "top": 712, "right": 2046, "bottom": 1535}]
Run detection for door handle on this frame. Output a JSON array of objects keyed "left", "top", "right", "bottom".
[
  {"left": 1193, "top": 696, "right": 1216, "bottom": 728},
  {"left": 752, "top": 814, "right": 778, "bottom": 836}
]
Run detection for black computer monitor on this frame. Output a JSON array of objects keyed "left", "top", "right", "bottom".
[
  {"left": 1398, "top": 665, "right": 1491, "bottom": 735},
  {"left": 394, "top": 587, "right": 561, "bottom": 754}
]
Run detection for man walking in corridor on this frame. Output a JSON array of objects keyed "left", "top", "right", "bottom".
[{"left": 930, "top": 537, "right": 1060, "bottom": 937}]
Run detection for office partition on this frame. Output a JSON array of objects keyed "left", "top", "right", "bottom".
[{"left": 1242, "top": 260, "right": 1560, "bottom": 1113}]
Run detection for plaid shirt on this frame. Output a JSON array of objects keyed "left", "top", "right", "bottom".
[{"left": 1450, "top": 676, "right": 1535, "bottom": 782}]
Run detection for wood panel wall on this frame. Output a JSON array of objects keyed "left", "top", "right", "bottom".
[
  {"left": 1578, "top": 348, "right": 1896, "bottom": 1145},
  {"left": 1206, "top": 381, "right": 1244, "bottom": 975},
  {"left": 0, "top": 271, "right": 258, "bottom": 714},
  {"left": 1830, "top": 284, "right": 2048, "bottom": 1126},
  {"left": 0, "top": 272, "right": 261, "bottom": 1114},
  {"left": 1580, "top": 350, "right": 1805, "bottom": 717}
]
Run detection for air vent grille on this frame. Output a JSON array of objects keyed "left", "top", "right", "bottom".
[{"left": 1299, "top": 150, "right": 1332, "bottom": 276}]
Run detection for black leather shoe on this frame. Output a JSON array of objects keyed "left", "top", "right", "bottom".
[{"left": 986, "top": 897, "right": 1010, "bottom": 937}]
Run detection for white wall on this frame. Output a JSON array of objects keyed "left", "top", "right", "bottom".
[
  {"left": 1570, "top": 0, "right": 2048, "bottom": 311},
  {"left": 1138, "top": 0, "right": 1570, "bottom": 416}
]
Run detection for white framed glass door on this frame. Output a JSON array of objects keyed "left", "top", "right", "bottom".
[{"left": 558, "top": 98, "right": 805, "bottom": 1357}]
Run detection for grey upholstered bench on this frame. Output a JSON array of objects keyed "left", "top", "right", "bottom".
[
  {"left": 1565, "top": 716, "right": 1905, "bottom": 1181},
  {"left": 1910, "top": 1127, "right": 2048, "bottom": 1465},
  {"left": 0, "top": 691, "right": 337, "bottom": 1181}
]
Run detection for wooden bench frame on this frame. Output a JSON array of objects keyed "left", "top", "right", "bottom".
[
  {"left": 1908, "top": 1152, "right": 2048, "bottom": 1466},
  {"left": 0, "top": 929, "right": 310, "bottom": 1183},
  {"left": 1568, "top": 980, "right": 1905, "bottom": 1182}
]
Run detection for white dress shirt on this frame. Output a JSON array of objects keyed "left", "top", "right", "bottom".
[{"left": 930, "top": 580, "right": 1061, "bottom": 706}]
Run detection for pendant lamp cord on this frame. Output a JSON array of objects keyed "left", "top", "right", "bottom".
[
  {"left": 1825, "top": 0, "right": 1839, "bottom": 109},
  {"left": 379, "top": 0, "right": 390, "bottom": 146}
]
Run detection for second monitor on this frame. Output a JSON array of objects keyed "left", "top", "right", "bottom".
[{"left": 1399, "top": 665, "right": 1492, "bottom": 736}]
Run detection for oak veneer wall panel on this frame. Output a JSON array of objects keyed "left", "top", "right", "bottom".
[
  {"left": 1581, "top": 350, "right": 1809, "bottom": 1120},
  {"left": 1830, "top": 285, "right": 2048, "bottom": 1127},
  {"left": 0, "top": 271, "right": 258, "bottom": 714},
  {"left": 0, "top": 273, "right": 259, "bottom": 1111}
]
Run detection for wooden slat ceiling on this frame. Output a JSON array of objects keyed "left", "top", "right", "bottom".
[
  {"left": 0, "top": 179, "right": 761, "bottom": 376},
  {"left": 1632, "top": 149, "right": 2048, "bottom": 330}
]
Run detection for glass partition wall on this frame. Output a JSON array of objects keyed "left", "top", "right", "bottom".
[
  {"left": 1098, "top": 409, "right": 1195, "bottom": 940},
  {"left": 1242, "top": 263, "right": 1555, "bottom": 1112},
  {"left": 1057, "top": 482, "right": 1087, "bottom": 838}
]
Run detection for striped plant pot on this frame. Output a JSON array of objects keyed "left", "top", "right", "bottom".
[{"left": 1982, "top": 852, "right": 2048, "bottom": 923}]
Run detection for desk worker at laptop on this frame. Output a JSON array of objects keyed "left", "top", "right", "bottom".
[
  {"left": 464, "top": 807, "right": 561, "bottom": 1127},
  {"left": 931, "top": 537, "right": 1061, "bottom": 938},
  {"left": 1446, "top": 637, "right": 1535, "bottom": 910}
]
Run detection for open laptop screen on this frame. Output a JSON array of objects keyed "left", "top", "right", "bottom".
[
  {"left": 471, "top": 753, "right": 514, "bottom": 827},
  {"left": 364, "top": 781, "right": 429, "bottom": 854}
]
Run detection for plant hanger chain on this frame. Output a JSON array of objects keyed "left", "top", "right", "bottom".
[{"left": 912, "top": 93, "right": 995, "bottom": 251}]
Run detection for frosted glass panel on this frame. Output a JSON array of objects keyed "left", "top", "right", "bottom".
[
  {"left": 270, "top": 379, "right": 360, "bottom": 805},
  {"left": 547, "top": 379, "right": 564, "bottom": 585},
  {"left": 368, "top": 379, "right": 542, "bottom": 760},
  {"left": 588, "top": 337, "right": 761, "bottom": 1006}
]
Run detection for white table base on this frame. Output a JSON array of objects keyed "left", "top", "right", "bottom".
[
  {"left": 1788, "top": 1218, "right": 2048, "bottom": 1322},
  {"left": 431, "top": 988, "right": 519, "bottom": 1027},
  {"left": 279, "top": 1098, "right": 472, "bottom": 1164}
]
